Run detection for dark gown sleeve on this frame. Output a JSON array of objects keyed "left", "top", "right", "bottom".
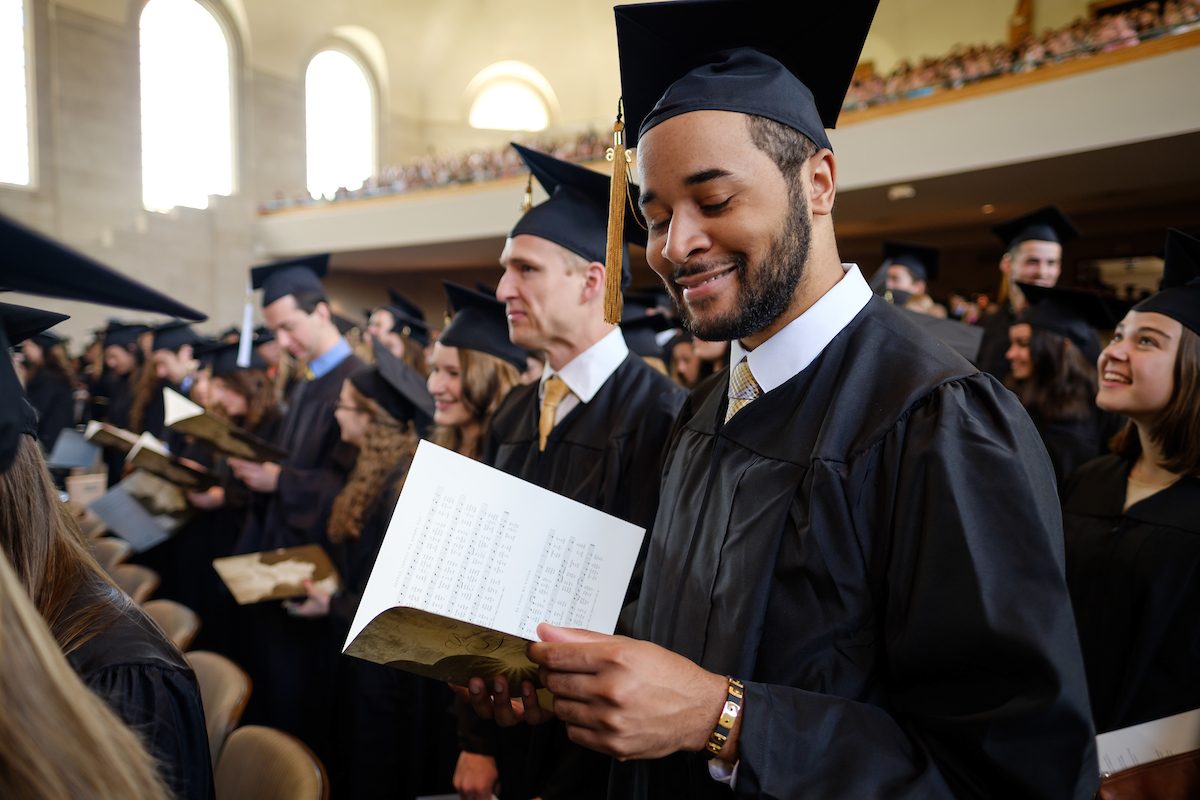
[
  {"left": 733, "top": 377, "right": 1098, "bottom": 799},
  {"left": 29, "top": 372, "right": 76, "bottom": 451},
  {"left": 274, "top": 439, "right": 358, "bottom": 537},
  {"left": 83, "top": 662, "right": 214, "bottom": 800}
]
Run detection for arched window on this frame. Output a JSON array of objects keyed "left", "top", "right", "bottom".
[
  {"left": 0, "top": 0, "right": 32, "bottom": 186},
  {"left": 306, "top": 49, "right": 375, "bottom": 200},
  {"left": 467, "top": 61, "right": 555, "bottom": 132},
  {"left": 139, "top": 0, "right": 234, "bottom": 212}
]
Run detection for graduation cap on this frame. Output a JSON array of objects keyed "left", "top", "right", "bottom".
[
  {"left": 510, "top": 143, "right": 642, "bottom": 302},
  {"left": 620, "top": 307, "right": 674, "bottom": 359},
  {"left": 1, "top": 302, "right": 69, "bottom": 347},
  {"left": 1133, "top": 228, "right": 1200, "bottom": 335},
  {"left": 992, "top": 206, "right": 1079, "bottom": 249},
  {"left": 102, "top": 321, "right": 150, "bottom": 349},
  {"left": 1, "top": 302, "right": 70, "bottom": 471},
  {"left": 382, "top": 290, "right": 430, "bottom": 346},
  {"left": 199, "top": 339, "right": 269, "bottom": 378},
  {"left": 439, "top": 282, "right": 528, "bottom": 371},
  {"left": 249, "top": 254, "right": 330, "bottom": 307},
  {"left": 1017, "top": 282, "right": 1114, "bottom": 363},
  {"left": 475, "top": 281, "right": 497, "bottom": 298},
  {"left": 613, "top": 0, "right": 878, "bottom": 150},
  {"left": 0, "top": 212, "right": 206, "bottom": 320},
  {"left": 151, "top": 320, "right": 201, "bottom": 352},
  {"left": 253, "top": 326, "right": 275, "bottom": 345},
  {"left": 882, "top": 241, "right": 939, "bottom": 284},
  {"left": 332, "top": 313, "right": 363, "bottom": 337},
  {"left": 356, "top": 343, "right": 436, "bottom": 431}
]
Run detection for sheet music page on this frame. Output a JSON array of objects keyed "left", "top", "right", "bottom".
[
  {"left": 1096, "top": 707, "right": 1200, "bottom": 775},
  {"left": 347, "top": 440, "right": 645, "bottom": 650}
]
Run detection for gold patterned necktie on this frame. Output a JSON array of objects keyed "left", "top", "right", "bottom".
[
  {"left": 725, "top": 358, "right": 762, "bottom": 423},
  {"left": 539, "top": 374, "right": 571, "bottom": 451}
]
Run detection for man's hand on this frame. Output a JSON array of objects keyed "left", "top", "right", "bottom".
[
  {"left": 529, "top": 624, "right": 733, "bottom": 762},
  {"left": 283, "top": 579, "right": 331, "bottom": 619},
  {"left": 453, "top": 751, "right": 499, "bottom": 800},
  {"left": 456, "top": 675, "right": 555, "bottom": 728},
  {"left": 228, "top": 458, "right": 281, "bottom": 493},
  {"left": 186, "top": 485, "right": 225, "bottom": 510}
]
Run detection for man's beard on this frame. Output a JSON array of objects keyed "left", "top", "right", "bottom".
[{"left": 668, "top": 191, "right": 812, "bottom": 343}]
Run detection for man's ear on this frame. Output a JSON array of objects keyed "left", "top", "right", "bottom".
[
  {"left": 808, "top": 149, "right": 837, "bottom": 217},
  {"left": 580, "top": 261, "right": 607, "bottom": 304},
  {"left": 313, "top": 300, "right": 332, "bottom": 324}
]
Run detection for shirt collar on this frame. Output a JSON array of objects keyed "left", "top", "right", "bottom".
[
  {"left": 729, "top": 264, "right": 871, "bottom": 393},
  {"left": 540, "top": 327, "right": 629, "bottom": 403},
  {"left": 308, "top": 337, "right": 353, "bottom": 380}
]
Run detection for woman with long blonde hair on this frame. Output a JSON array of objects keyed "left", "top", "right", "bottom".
[{"left": 0, "top": 550, "right": 168, "bottom": 800}]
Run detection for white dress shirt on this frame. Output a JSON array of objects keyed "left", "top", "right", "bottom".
[
  {"left": 538, "top": 326, "right": 629, "bottom": 426},
  {"left": 728, "top": 263, "right": 872, "bottom": 391}
]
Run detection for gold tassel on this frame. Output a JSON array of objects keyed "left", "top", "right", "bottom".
[
  {"left": 603, "top": 101, "right": 629, "bottom": 324},
  {"left": 521, "top": 173, "right": 533, "bottom": 214}
]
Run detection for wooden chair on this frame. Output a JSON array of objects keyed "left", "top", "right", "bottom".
[
  {"left": 90, "top": 537, "right": 131, "bottom": 574},
  {"left": 110, "top": 563, "right": 159, "bottom": 604},
  {"left": 143, "top": 599, "right": 201, "bottom": 651},
  {"left": 185, "top": 650, "right": 252, "bottom": 770},
  {"left": 214, "top": 725, "right": 328, "bottom": 800}
]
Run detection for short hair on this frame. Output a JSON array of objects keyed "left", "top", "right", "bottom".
[
  {"left": 291, "top": 290, "right": 329, "bottom": 315},
  {"left": 745, "top": 115, "right": 818, "bottom": 183},
  {"left": 1110, "top": 325, "right": 1200, "bottom": 476}
]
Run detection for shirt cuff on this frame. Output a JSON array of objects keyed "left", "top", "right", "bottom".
[{"left": 708, "top": 757, "right": 739, "bottom": 787}]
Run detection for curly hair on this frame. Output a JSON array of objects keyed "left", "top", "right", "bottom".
[
  {"left": 327, "top": 382, "right": 420, "bottom": 543},
  {"left": 1009, "top": 328, "right": 1097, "bottom": 422},
  {"left": 429, "top": 347, "right": 521, "bottom": 460}
]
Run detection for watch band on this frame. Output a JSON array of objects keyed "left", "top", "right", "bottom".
[{"left": 705, "top": 676, "right": 744, "bottom": 757}]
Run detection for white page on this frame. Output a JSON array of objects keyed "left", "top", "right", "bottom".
[
  {"left": 1096, "top": 707, "right": 1200, "bottom": 775},
  {"left": 163, "top": 386, "right": 204, "bottom": 427},
  {"left": 347, "top": 440, "right": 645, "bottom": 649}
]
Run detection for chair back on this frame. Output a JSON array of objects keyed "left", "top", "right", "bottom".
[
  {"left": 90, "top": 537, "right": 131, "bottom": 573},
  {"left": 214, "top": 725, "right": 328, "bottom": 800},
  {"left": 143, "top": 599, "right": 201, "bottom": 651},
  {"left": 185, "top": 650, "right": 252, "bottom": 770},
  {"left": 110, "top": 563, "right": 160, "bottom": 603}
]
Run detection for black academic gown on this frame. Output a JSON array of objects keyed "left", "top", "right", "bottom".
[
  {"left": 329, "top": 461, "right": 458, "bottom": 800},
  {"left": 612, "top": 298, "right": 1098, "bottom": 800},
  {"left": 233, "top": 351, "right": 361, "bottom": 773},
  {"left": 24, "top": 368, "right": 75, "bottom": 451},
  {"left": 103, "top": 371, "right": 136, "bottom": 486},
  {"left": 1030, "top": 407, "right": 1110, "bottom": 491},
  {"left": 66, "top": 581, "right": 213, "bottom": 800},
  {"left": 478, "top": 353, "right": 686, "bottom": 800},
  {"left": 1063, "top": 454, "right": 1200, "bottom": 734},
  {"left": 974, "top": 303, "right": 1016, "bottom": 380}
]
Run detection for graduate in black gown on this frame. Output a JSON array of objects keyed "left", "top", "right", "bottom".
[
  {"left": 146, "top": 319, "right": 203, "bottom": 447},
  {"left": 366, "top": 289, "right": 431, "bottom": 377},
  {"left": 460, "top": 144, "right": 686, "bottom": 800},
  {"left": 0, "top": 220, "right": 213, "bottom": 798},
  {"left": 975, "top": 206, "right": 1082, "bottom": 379},
  {"left": 468, "top": 5, "right": 1099, "bottom": 798},
  {"left": 290, "top": 350, "right": 448, "bottom": 799},
  {"left": 1064, "top": 229, "right": 1200, "bottom": 734},
  {"left": 227, "top": 253, "right": 363, "bottom": 772},
  {"left": 18, "top": 329, "right": 76, "bottom": 451},
  {"left": 99, "top": 321, "right": 148, "bottom": 485},
  {"left": 1004, "top": 283, "right": 1121, "bottom": 488}
]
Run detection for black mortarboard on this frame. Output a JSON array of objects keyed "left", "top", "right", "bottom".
[
  {"left": 0, "top": 212, "right": 206, "bottom": 320},
  {"left": 619, "top": 297, "right": 676, "bottom": 357},
  {"left": 355, "top": 343, "right": 435, "bottom": 431},
  {"left": 439, "top": 282, "right": 528, "bottom": 371},
  {"left": 882, "top": 241, "right": 939, "bottom": 284},
  {"left": 151, "top": 320, "right": 201, "bottom": 352},
  {"left": 476, "top": 281, "right": 497, "bottom": 298},
  {"left": 614, "top": 0, "right": 879, "bottom": 149},
  {"left": 1, "top": 302, "right": 69, "bottom": 471},
  {"left": 253, "top": 326, "right": 275, "bottom": 345},
  {"left": 103, "top": 321, "right": 150, "bottom": 349},
  {"left": 1017, "top": 283, "right": 1114, "bottom": 363},
  {"left": 382, "top": 290, "right": 430, "bottom": 346},
  {"left": 509, "top": 143, "right": 641, "bottom": 286},
  {"left": 1133, "top": 228, "right": 1200, "bottom": 335},
  {"left": 200, "top": 339, "right": 269, "bottom": 377},
  {"left": 1, "top": 302, "right": 69, "bottom": 347},
  {"left": 332, "top": 313, "right": 362, "bottom": 337},
  {"left": 992, "top": 206, "right": 1079, "bottom": 249},
  {"left": 249, "top": 253, "right": 330, "bottom": 307}
]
